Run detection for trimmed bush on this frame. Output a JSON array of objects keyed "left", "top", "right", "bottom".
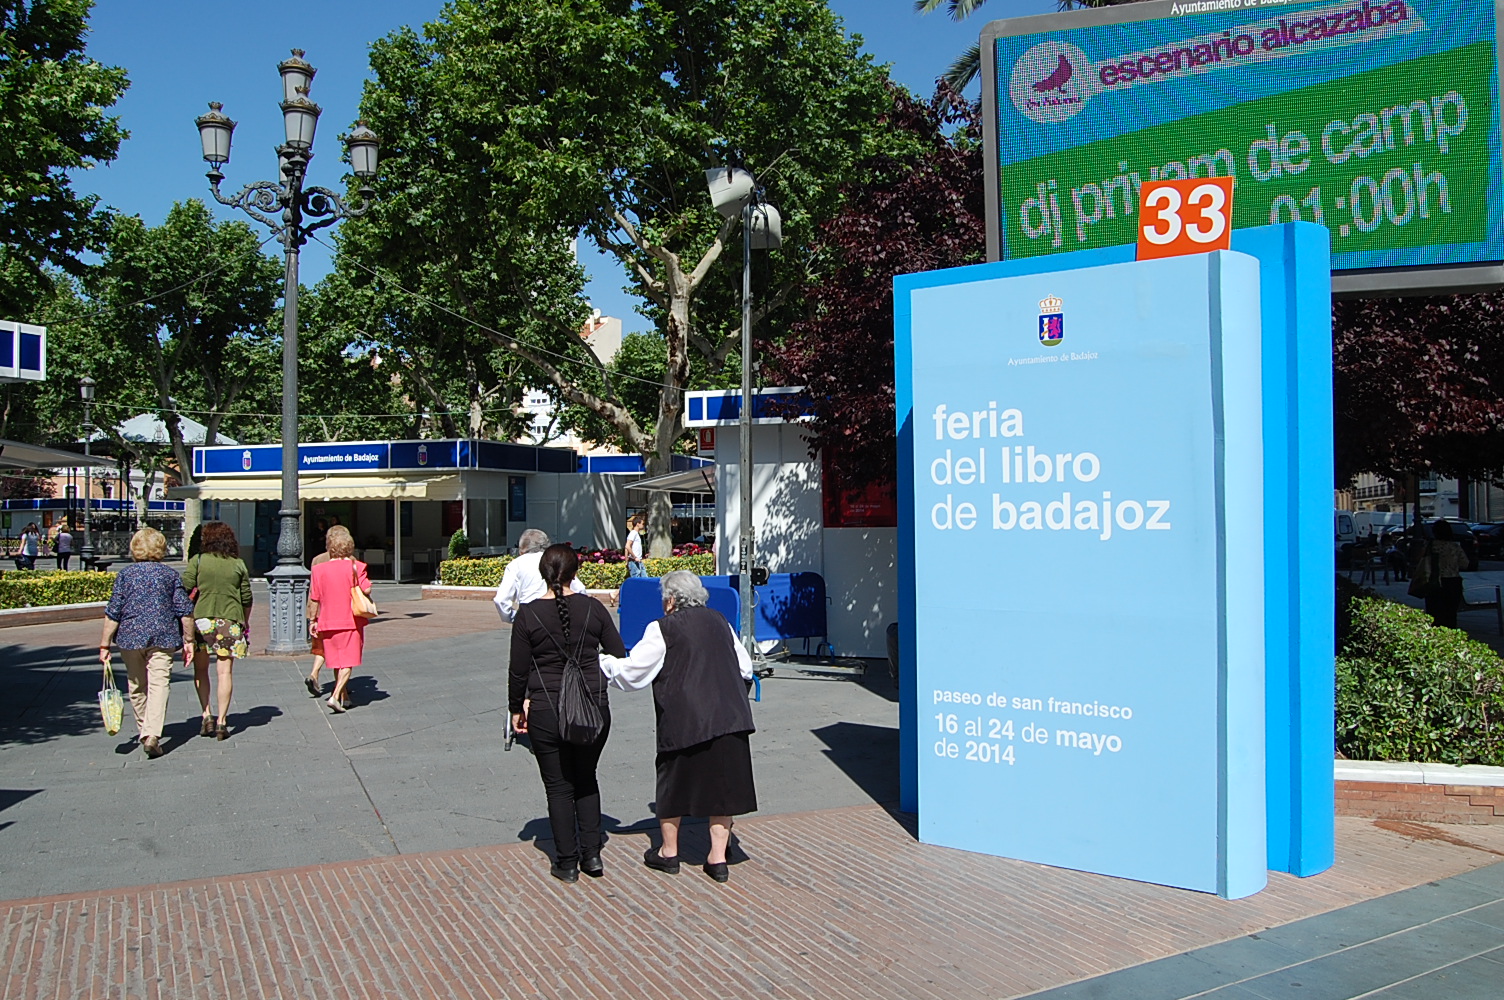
[
  {"left": 1337, "top": 595, "right": 1504, "bottom": 765},
  {"left": 448, "top": 529, "right": 469, "bottom": 559},
  {"left": 0, "top": 571, "right": 116, "bottom": 610},
  {"left": 438, "top": 552, "right": 716, "bottom": 590},
  {"left": 438, "top": 556, "right": 514, "bottom": 588}
]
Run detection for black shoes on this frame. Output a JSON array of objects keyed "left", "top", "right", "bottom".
[
  {"left": 643, "top": 846, "right": 680, "bottom": 875},
  {"left": 140, "top": 736, "right": 163, "bottom": 759},
  {"left": 304, "top": 676, "right": 321, "bottom": 697},
  {"left": 702, "top": 862, "right": 729, "bottom": 883},
  {"left": 580, "top": 850, "right": 604, "bottom": 878},
  {"left": 550, "top": 862, "right": 579, "bottom": 883}
]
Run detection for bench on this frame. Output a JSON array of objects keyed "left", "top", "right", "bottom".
[{"left": 1462, "top": 585, "right": 1504, "bottom": 635}]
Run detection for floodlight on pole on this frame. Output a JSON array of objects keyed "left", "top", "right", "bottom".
[{"left": 706, "top": 164, "right": 778, "bottom": 658}]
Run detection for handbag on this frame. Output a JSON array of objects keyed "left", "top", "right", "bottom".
[
  {"left": 350, "top": 561, "right": 378, "bottom": 618},
  {"left": 98, "top": 660, "right": 123, "bottom": 736},
  {"left": 1407, "top": 545, "right": 1443, "bottom": 599},
  {"left": 527, "top": 601, "right": 604, "bottom": 746}
]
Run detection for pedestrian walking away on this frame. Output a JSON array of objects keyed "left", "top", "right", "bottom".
[
  {"left": 1413, "top": 519, "right": 1468, "bottom": 628},
  {"left": 305, "top": 549, "right": 331, "bottom": 697},
  {"left": 306, "top": 525, "right": 371, "bottom": 713},
  {"left": 181, "top": 521, "right": 253, "bottom": 741},
  {"left": 55, "top": 525, "right": 73, "bottom": 570},
  {"left": 97, "top": 527, "right": 195, "bottom": 758},
  {"left": 509, "top": 544, "right": 626, "bottom": 883},
  {"left": 599, "top": 570, "right": 757, "bottom": 883},
  {"left": 492, "top": 528, "right": 584, "bottom": 624}
]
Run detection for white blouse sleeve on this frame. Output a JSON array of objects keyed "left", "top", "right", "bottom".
[
  {"left": 598, "top": 620, "right": 667, "bottom": 690},
  {"left": 730, "top": 623, "right": 754, "bottom": 680}
]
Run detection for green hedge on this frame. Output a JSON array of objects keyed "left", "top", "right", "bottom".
[
  {"left": 439, "top": 553, "right": 716, "bottom": 590},
  {"left": 0, "top": 571, "right": 117, "bottom": 610},
  {"left": 1337, "top": 595, "right": 1504, "bottom": 765}
]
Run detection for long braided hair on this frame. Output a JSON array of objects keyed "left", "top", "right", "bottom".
[{"left": 538, "top": 544, "right": 580, "bottom": 640}]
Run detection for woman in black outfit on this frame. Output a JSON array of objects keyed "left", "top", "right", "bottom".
[{"left": 509, "top": 544, "right": 626, "bottom": 882}]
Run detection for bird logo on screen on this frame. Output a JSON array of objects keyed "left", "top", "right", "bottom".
[
  {"left": 1033, "top": 55, "right": 1073, "bottom": 93},
  {"left": 1010, "top": 41, "right": 1090, "bottom": 124},
  {"left": 1038, "top": 295, "right": 1064, "bottom": 347}
]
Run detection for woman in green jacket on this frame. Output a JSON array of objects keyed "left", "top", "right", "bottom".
[{"left": 181, "top": 521, "right": 253, "bottom": 740}]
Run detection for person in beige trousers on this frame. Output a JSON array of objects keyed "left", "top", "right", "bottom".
[{"left": 99, "top": 528, "right": 195, "bottom": 758}]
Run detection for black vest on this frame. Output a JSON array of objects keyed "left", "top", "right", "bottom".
[{"left": 652, "top": 606, "right": 756, "bottom": 753}]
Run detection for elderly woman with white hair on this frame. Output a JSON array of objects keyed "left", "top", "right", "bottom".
[{"left": 599, "top": 570, "right": 756, "bottom": 883}]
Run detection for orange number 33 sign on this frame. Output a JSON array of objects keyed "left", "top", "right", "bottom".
[{"left": 1136, "top": 177, "right": 1234, "bottom": 261}]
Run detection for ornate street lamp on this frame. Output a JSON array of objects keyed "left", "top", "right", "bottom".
[
  {"left": 79, "top": 376, "right": 96, "bottom": 569},
  {"left": 705, "top": 164, "right": 781, "bottom": 657},
  {"left": 195, "top": 49, "right": 380, "bottom": 654}
]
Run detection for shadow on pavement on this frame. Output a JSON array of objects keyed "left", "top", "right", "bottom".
[
  {"left": 347, "top": 676, "right": 389, "bottom": 707},
  {"left": 0, "top": 643, "right": 109, "bottom": 746},
  {"left": 813, "top": 720, "right": 900, "bottom": 810}
]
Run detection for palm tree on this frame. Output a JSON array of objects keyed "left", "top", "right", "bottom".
[{"left": 915, "top": 0, "right": 1133, "bottom": 104}]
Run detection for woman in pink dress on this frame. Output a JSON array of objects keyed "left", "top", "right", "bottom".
[{"left": 306, "top": 525, "right": 371, "bottom": 714}]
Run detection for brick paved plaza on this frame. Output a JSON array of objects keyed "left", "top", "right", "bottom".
[{"left": 2, "top": 589, "right": 1503, "bottom": 998}]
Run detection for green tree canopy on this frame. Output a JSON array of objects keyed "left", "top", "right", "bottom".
[
  {"left": 0, "top": 0, "right": 128, "bottom": 314},
  {"left": 338, "top": 0, "right": 902, "bottom": 552}
]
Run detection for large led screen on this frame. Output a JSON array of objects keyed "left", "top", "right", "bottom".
[{"left": 983, "top": 0, "right": 1502, "bottom": 280}]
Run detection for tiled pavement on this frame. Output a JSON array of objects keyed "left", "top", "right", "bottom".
[
  {"left": 1, "top": 810, "right": 1501, "bottom": 999},
  {"left": 5, "top": 591, "right": 1504, "bottom": 998}
]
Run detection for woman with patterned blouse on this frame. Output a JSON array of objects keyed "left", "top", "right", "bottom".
[{"left": 99, "top": 528, "right": 195, "bottom": 758}]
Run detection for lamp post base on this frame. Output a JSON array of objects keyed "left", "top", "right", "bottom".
[{"left": 265, "top": 562, "right": 311, "bottom": 655}]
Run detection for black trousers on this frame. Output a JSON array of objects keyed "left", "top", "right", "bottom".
[
  {"left": 58, "top": 554, "right": 71, "bottom": 571},
  {"left": 527, "top": 704, "right": 611, "bottom": 865}
]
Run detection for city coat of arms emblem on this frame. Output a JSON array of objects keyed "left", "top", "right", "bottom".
[
  {"left": 241, "top": 449, "right": 253, "bottom": 471},
  {"left": 1038, "top": 295, "right": 1064, "bottom": 347}
]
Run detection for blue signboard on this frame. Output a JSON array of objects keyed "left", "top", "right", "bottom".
[
  {"left": 900, "top": 250, "right": 1269, "bottom": 898},
  {"left": 0, "top": 321, "right": 46, "bottom": 383},
  {"left": 195, "top": 439, "right": 579, "bottom": 477},
  {"left": 896, "top": 224, "right": 1336, "bottom": 882}
]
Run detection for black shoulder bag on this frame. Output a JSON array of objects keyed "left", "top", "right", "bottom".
[{"left": 526, "top": 599, "right": 604, "bottom": 745}]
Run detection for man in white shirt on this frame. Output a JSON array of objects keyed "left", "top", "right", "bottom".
[{"left": 493, "top": 528, "right": 585, "bottom": 623}]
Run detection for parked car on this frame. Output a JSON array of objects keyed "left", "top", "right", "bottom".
[{"left": 1470, "top": 522, "right": 1504, "bottom": 561}]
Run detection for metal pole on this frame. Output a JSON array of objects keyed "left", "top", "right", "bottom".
[
  {"left": 264, "top": 154, "right": 311, "bottom": 654},
  {"left": 738, "top": 201, "right": 755, "bottom": 657},
  {"left": 81, "top": 404, "right": 93, "bottom": 568}
]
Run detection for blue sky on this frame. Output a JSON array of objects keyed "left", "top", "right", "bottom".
[{"left": 75, "top": 0, "right": 1055, "bottom": 333}]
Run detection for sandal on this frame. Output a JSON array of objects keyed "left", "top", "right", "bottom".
[
  {"left": 200, "top": 715, "right": 215, "bottom": 738},
  {"left": 304, "top": 675, "right": 321, "bottom": 698},
  {"left": 215, "top": 721, "right": 229, "bottom": 741}
]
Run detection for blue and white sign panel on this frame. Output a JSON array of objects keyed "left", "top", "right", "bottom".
[
  {"left": 0, "top": 321, "right": 45, "bottom": 384},
  {"left": 904, "top": 251, "right": 1268, "bottom": 898}
]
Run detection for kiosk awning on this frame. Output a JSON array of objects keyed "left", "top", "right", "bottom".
[
  {"left": 183, "top": 475, "right": 463, "bottom": 502},
  {"left": 0, "top": 438, "right": 112, "bottom": 469},
  {"left": 628, "top": 467, "right": 716, "bottom": 494}
]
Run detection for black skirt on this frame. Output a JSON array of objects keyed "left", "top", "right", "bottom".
[{"left": 655, "top": 732, "right": 757, "bottom": 818}]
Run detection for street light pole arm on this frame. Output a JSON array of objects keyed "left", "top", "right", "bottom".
[{"left": 208, "top": 176, "right": 289, "bottom": 237}]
